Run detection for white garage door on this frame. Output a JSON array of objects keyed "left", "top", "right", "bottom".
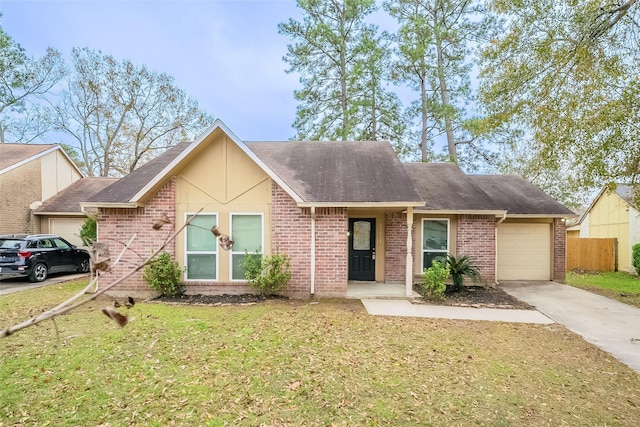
[
  {"left": 497, "top": 223, "right": 551, "bottom": 281},
  {"left": 49, "top": 218, "right": 85, "bottom": 247}
]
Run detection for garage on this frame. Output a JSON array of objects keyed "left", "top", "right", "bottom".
[
  {"left": 49, "top": 217, "right": 86, "bottom": 247},
  {"left": 497, "top": 222, "right": 551, "bottom": 281}
]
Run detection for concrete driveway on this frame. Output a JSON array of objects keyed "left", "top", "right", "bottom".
[
  {"left": 501, "top": 281, "right": 640, "bottom": 372},
  {"left": 0, "top": 273, "right": 88, "bottom": 296}
]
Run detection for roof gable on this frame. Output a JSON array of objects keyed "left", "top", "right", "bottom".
[
  {"left": 576, "top": 184, "right": 639, "bottom": 225},
  {"left": 0, "top": 143, "right": 81, "bottom": 176}
]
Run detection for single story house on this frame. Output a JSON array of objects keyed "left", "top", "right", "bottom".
[
  {"left": 0, "top": 143, "right": 82, "bottom": 235},
  {"left": 82, "top": 120, "right": 575, "bottom": 298},
  {"left": 568, "top": 185, "right": 640, "bottom": 274}
]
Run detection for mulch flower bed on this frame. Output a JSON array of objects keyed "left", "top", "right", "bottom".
[
  {"left": 154, "top": 285, "right": 532, "bottom": 310},
  {"left": 420, "top": 285, "right": 533, "bottom": 310}
]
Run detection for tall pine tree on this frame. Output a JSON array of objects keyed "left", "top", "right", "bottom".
[{"left": 279, "top": 0, "right": 407, "bottom": 150}]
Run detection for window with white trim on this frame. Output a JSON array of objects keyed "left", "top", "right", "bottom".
[
  {"left": 185, "top": 213, "right": 217, "bottom": 280},
  {"left": 422, "top": 219, "right": 449, "bottom": 270},
  {"left": 230, "top": 214, "right": 263, "bottom": 280}
]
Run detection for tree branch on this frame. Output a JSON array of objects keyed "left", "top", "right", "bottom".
[{"left": 0, "top": 208, "right": 203, "bottom": 338}]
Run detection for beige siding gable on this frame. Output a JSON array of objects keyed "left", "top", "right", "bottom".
[
  {"left": 589, "top": 190, "right": 631, "bottom": 272},
  {"left": 40, "top": 150, "right": 82, "bottom": 200},
  {"left": 177, "top": 134, "right": 270, "bottom": 206},
  {"left": 174, "top": 133, "right": 272, "bottom": 283}
]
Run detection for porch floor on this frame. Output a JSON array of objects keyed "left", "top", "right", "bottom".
[{"left": 346, "top": 281, "right": 421, "bottom": 300}]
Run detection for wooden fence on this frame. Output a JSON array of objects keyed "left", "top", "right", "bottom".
[{"left": 566, "top": 238, "right": 618, "bottom": 272}]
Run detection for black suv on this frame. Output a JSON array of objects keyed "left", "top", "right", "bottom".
[{"left": 0, "top": 234, "right": 90, "bottom": 282}]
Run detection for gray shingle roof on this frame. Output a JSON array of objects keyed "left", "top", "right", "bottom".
[
  {"left": 403, "top": 163, "right": 499, "bottom": 211},
  {"left": 86, "top": 142, "right": 191, "bottom": 203},
  {"left": 472, "top": 174, "right": 575, "bottom": 216},
  {"left": 35, "top": 177, "right": 119, "bottom": 213},
  {"left": 83, "top": 133, "right": 573, "bottom": 216},
  {"left": 0, "top": 143, "right": 58, "bottom": 172},
  {"left": 246, "top": 141, "right": 424, "bottom": 204}
]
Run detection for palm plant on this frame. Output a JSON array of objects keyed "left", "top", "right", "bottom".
[{"left": 446, "top": 254, "right": 481, "bottom": 292}]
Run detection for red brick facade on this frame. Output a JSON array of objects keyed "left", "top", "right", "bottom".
[
  {"left": 553, "top": 218, "right": 566, "bottom": 282},
  {"left": 97, "top": 179, "right": 176, "bottom": 297},
  {"left": 271, "top": 184, "right": 348, "bottom": 298},
  {"left": 384, "top": 212, "right": 410, "bottom": 283},
  {"left": 97, "top": 178, "right": 567, "bottom": 298},
  {"left": 456, "top": 215, "right": 496, "bottom": 284}
]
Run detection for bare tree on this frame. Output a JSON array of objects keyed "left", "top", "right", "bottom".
[
  {"left": 0, "top": 24, "right": 64, "bottom": 143},
  {"left": 51, "top": 48, "right": 213, "bottom": 177}
]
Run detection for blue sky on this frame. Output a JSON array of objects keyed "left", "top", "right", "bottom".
[{"left": 0, "top": 0, "right": 306, "bottom": 141}]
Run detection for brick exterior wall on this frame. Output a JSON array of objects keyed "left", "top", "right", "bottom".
[
  {"left": 456, "top": 215, "right": 496, "bottom": 284},
  {"left": 553, "top": 218, "right": 567, "bottom": 282},
  {"left": 0, "top": 160, "right": 42, "bottom": 234},
  {"left": 271, "top": 184, "right": 348, "bottom": 298},
  {"left": 97, "top": 179, "right": 176, "bottom": 297},
  {"left": 384, "top": 212, "right": 410, "bottom": 283}
]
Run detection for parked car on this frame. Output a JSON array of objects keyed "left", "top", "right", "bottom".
[{"left": 0, "top": 234, "right": 90, "bottom": 282}]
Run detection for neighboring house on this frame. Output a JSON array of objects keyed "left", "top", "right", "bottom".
[
  {"left": 0, "top": 144, "right": 82, "bottom": 235},
  {"left": 82, "top": 120, "right": 575, "bottom": 298},
  {"left": 33, "top": 177, "right": 119, "bottom": 247},
  {"left": 569, "top": 185, "right": 640, "bottom": 274}
]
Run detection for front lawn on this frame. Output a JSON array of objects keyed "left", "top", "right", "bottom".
[
  {"left": 566, "top": 271, "right": 640, "bottom": 308},
  {"left": 1, "top": 279, "right": 639, "bottom": 426}
]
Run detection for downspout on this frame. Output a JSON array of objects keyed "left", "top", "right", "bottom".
[
  {"left": 310, "top": 206, "right": 316, "bottom": 296},
  {"left": 495, "top": 211, "right": 507, "bottom": 285}
]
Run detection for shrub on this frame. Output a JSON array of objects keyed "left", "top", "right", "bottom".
[
  {"left": 633, "top": 243, "right": 640, "bottom": 275},
  {"left": 79, "top": 217, "right": 96, "bottom": 246},
  {"left": 143, "top": 252, "right": 183, "bottom": 296},
  {"left": 446, "top": 254, "right": 481, "bottom": 292},
  {"left": 421, "top": 260, "right": 449, "bottom": 301},
  {"left": 243, "top": 250, "right": 292, "bottom": 297}
]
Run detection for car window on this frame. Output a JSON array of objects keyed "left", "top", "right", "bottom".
[
  {"left": 26, "top": 241, "right": 37, "bottom": 249},
  {"left": 52, "top": 238, "right": 71, "bottom": 249},
  {"left": 37, "top": 239, "right": 53, "bottom": 249},
  {"left": 0, "top": 239, "right": 23, "bottom": 249}
]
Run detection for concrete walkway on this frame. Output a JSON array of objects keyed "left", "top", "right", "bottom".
[
  {"left": 501, "top": 281, "right": 640, "bottom": 372},
  {"left": 361, "top": 299, "right": 554, "bottom": 324}
]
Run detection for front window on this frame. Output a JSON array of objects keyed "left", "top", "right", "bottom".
[
  {"left": 422, "top": 219, "right": 449, "bottom": 270},
  {"left": 185, "top": 213, "right": 217, "bottom": 280},
  {"left": 230, "top": 214, "right": 263, "bottom": 280}
]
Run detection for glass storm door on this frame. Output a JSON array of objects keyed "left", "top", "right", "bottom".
[{"left": 348, "top": 218, "right": 376, "bottom": 281}]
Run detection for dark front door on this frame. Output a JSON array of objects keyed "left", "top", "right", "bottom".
[{"left": 348, "top": 218, "right": 376, "bottom": 281}]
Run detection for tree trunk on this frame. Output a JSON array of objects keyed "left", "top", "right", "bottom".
[
  {"left": 435, "top": 20, "right": 457, "bottom": 163},
  {"left": 420, "top": 76, "right": 429, "bottom": 161}
]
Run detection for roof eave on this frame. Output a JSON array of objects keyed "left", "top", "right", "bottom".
[
  {"left": 33, "top": 211, "right": 86, "bottom": 216},
  {"left": 297, "top": 201, "right": 425, "bottom": 208},
  {"left": 506, "top": 213, "right": 578, "bottom": 218},
  {"left": 80, "top": 202, "right": 144, "bottom": 209},
  {"left": 415, "top": 209, "right": 508, "bottom": 216}
]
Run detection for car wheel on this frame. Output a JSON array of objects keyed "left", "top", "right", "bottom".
[
  {"left": 29, "top": 263, "right": 48, "bottom": 283},
  {"left": 77, "top": 257, "right": 90, "bottom": 273}
]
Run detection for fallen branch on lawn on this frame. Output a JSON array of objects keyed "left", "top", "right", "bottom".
[{"left": 0, "top": 208, "right": 203, "bottom": 338}]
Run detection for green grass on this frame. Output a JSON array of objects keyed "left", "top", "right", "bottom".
[
  {"left": 1, "top": 279, "right": 640, "bottom": 426},
  {"left": 566, "top": 271, "right": 640, "bottom": 308}
]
